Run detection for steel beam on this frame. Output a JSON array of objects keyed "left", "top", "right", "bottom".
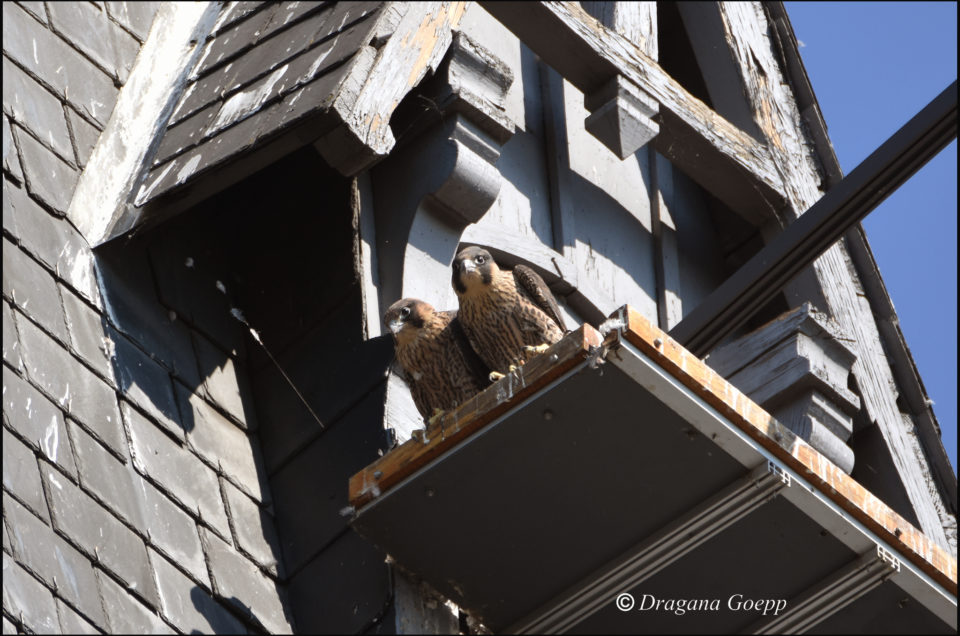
[
  {"left": 670, "top": 80, "right": 958, "bottom": 356},
  {"left": 744, "top": 545, "right": 901, "bottom": 634},
  {"left": 510, "top": 462, "right": 789, "bottom": 633}
]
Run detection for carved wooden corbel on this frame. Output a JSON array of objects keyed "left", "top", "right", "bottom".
[
  {"left": 706, "top": 303, "right": 860, "bottom": 473},
  {"left": 584, "top": 74, "right": 660, "bottom": 159}
]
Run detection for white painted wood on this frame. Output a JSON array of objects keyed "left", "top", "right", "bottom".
[
  {"left": 320, "top": 2, "right": 468, "bottom": 175},
  {"left": 581, "top": 1, "right": 657, "bottom": 58},
  {"left": 66, "top": 2, "right": 220, "bottom": 245},
  {"left": 717, "top": 2, "right": 950, "bottom": 549},
  {"left": 354, "top": 172, "right": 382, "bottom": 340}
]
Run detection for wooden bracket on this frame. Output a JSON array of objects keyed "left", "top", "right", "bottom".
[{"left": 584, "top": 75, "right": 659, "bottom": 159}]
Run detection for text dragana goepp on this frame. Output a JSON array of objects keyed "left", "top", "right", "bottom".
[{"left": 628, "top": 593, "right": 787, "bottom": 616}]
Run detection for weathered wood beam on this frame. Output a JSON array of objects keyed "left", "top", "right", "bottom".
[
  {"left": 670, "top": 80, "right": 958, "bottom": 356},
  {"left": 478, "top": 1, "right": 787, "bottom": 225}
]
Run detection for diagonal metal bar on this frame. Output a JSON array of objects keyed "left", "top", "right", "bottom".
[{"left": 671, "top": 80, "right": 958, "bottom": 356}]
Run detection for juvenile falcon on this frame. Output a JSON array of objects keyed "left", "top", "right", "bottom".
[
  {"left": 452, "top": 246, "right": 569, "bottom": 379},
  {"left": 384, "top": 298, "right": 491, "bottom": 423}
]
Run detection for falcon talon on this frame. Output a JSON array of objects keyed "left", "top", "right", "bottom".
[{"left": 489, "top": 371, "right": 506, "bottom": 382}]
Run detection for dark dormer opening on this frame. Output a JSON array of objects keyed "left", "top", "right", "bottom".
[{"left": 656, "top": 1, "right": 713, "bottom": 109}]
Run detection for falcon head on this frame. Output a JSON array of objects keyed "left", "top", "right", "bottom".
[
  {"left": 452, "top": 246, "right": 497, "bottom": 295},
  {"left": 384, "top": 298, "right": 433, "bottom": 345}
]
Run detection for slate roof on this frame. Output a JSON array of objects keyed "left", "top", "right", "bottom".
[{"left": 135, "top": 1, "right": 385, "bottom": 206}]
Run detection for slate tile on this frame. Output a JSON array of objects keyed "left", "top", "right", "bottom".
[
  {"left": 2, "top": 238, "right": 69, "bottom": 344},
  {"left": 4, "top": 180, "right": 101, "bottom": 306},
  {"left": 151, "top": 101, "right": 218, "bottom": 166},
  {"left": 256, "top": 299, "right": 391, "bottom": 472},
  {"left": 2, "top": 57, "right": 75, "bottom": 164},
  {"left": 67, "top": 419, "right": 146, "bottom": 531},
  {"left": 123, "top": 401, "right": 231, "bottom": 539},
  {"left": 171, "top": 1, "right": 346, "bottom": 127},
  {"left": 46, "top": 1, "right": 142, "bottom": 83},
  {"left": 193, "top": 332, "right": 257, "bottom": 430},
  {"left": 14, "top": 312, "right": 125, "bottom": 458},
  {"left": 270, "top": 386, "right": 388, "bottom": 573},
  {"left": 15, "top": 2, "right": 47, "bottom": 25},
  {"left": 104, "top": 1, "right": 161, "bottom": 42},
  {"left": 95, "top": 246, "right": 200, "bottom": 386},
  {"left": 2, "top": 116, "right": 24, "bottom": 183},
  {"left": 197, "top": 14, "right": 377, "bottom": 143},
  {"left": 2, "top": 494, "right": 105, "bottom": 626},
  {"left": 110, "top": 329, "right": 183, "bottom": 440},
  {"left": 97, "top": 569, "right": 173, "bottom": 634},
  {"left": 3, "top": 428, "right": 50, "bottom": 519},
  {"left": 288, "top": 531, "right": 390, "bottom": 634},
  {"left": 223, "top": 480, "right": 282, "bottom": 577},
  {"left": 191, "top": 4, "right": 279, "bottom": 79},
  {"left": 209, "top": 2, "right": 269, "bottom": 37},
  {"left": 11, "top": 124, "right": 79, "bottom": 215},
  {"left": 146, "top": 227, "right": 247, "bottom": 356},
  {"left": 2, "top": 3, "right": 119, "bottom": 127},
  {"left": 151, "top": 549, "right": 245, "bottom": 634},
  {"left": 178, "top": 383, "right": 267, "bottom": 502},
  {"left": 1, "top": 552, "right": 60, "bottom": 635},
  {"left": 2, "top": 430, "right": 49, "bottom": 522},
  {"left": 40, "top": 462, "right": 160, "bottom": 608},
  {"left": 61, "top": 286, "right": 113, "bottom": 383},
  {"left": 54, "top": 599, "right": 100, "bottom": 635},
  {"left": 70, "top": 417, "right": 209, "bottom": 588},
  {"left": 2, "top": 364, "right": 77, "bottom": 479},
  {"left": 2, "top": 301, "right": 24, "bottom": 372},
  {"left": 65, "top": 108, "right": 102, "bottom": 169},
  {"left": 201, "top": 527, "right": 294, "bottom": 634}
]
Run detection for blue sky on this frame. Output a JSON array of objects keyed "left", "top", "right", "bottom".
[{"left": 784, "top": 2, "right": 957, "bottom": 472}]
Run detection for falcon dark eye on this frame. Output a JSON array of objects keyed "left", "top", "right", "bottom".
[
  {"left": 476, "top": 255, "right": 485, "bottom": 264},
  {"left": 400, "top": 306, "right": 411, "bottom": 319}
]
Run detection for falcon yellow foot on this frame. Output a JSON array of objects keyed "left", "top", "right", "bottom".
[
  {"left": 523, "top": 343, "right": 551, "bottom": 356},
  {"left": 427, "top": 408, "right": 445, "bottom": 426},
  {"left": 489, "top": 371, "right": 506, "bottom": 382}
]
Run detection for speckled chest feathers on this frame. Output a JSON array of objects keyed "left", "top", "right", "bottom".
[
  {"left": 393, "top": 310, "right": 488, "bottom": 418},
  {"left": 457, "top": 268, "right": 564, "bottom": 374}
]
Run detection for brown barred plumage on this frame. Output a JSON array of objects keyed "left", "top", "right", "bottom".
[
  {"left": 384, "top": 299, "right": 490, "bottom": 420},
  {"left": 452, "top": 247, "right": 569, "bottom": 375}
]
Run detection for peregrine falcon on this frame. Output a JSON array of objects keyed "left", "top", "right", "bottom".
[
  {"left": 452, "top": 246, "right": 569, "bottom": 379},
  {"left": 384, "top": 298, "right": 491, "bottom": 423}
]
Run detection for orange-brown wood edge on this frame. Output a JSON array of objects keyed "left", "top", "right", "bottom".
[
  {"left": 618, "top": 305, "right": 957, "bottom": 595},
  {"left": 348, "top": 324, "right": 605, "bottom": 509}
]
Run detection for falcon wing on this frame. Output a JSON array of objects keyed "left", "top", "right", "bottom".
[
  {"left": 513, "top": 264, "right": 568, "bottom": 333},
  {"left": 445, "top": 311, "right": 492, "bottom": 388}
]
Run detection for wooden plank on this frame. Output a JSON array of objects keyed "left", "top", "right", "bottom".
[
  {"left": 348, "top": 324, "right": 604, "bottom": 508},
  {"left": 618, "top": 305, "right": 958, "bottom": 595},
  {"left": 317, "top": 2, "right": 468, "bottom": 175},
  {"left": 478, "top": 1, "right": 786, "bottom": 225}
]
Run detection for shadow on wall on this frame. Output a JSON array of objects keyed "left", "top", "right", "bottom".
[{"left": 94, "top": 144, "right": 397, "bottom": 632}]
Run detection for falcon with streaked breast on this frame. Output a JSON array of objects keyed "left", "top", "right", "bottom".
[
  {"left": 384, "top": 298, "right": 491, "bottom": 423},
  {"left": 452, "top": 246, "right": 569, "bottom": 379}
]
